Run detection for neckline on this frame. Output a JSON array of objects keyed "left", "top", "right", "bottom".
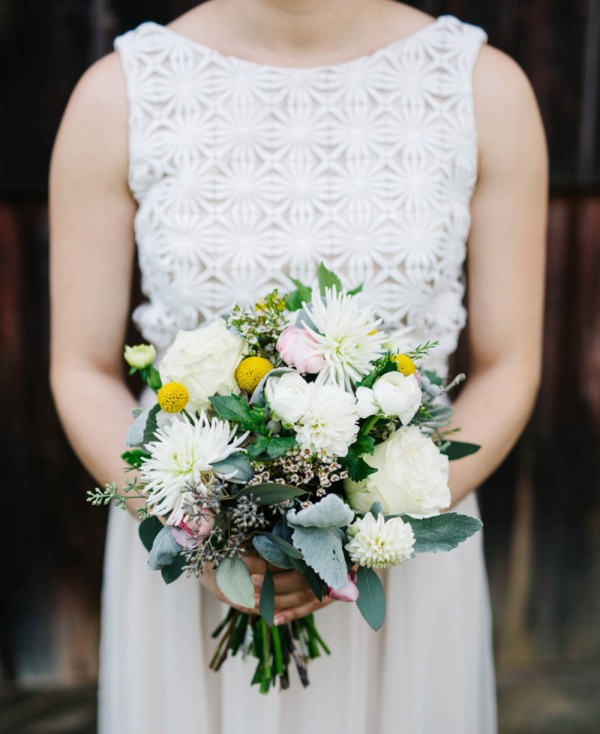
[{"left": 147, "top": 15, "right": 448, "bottom": 73}]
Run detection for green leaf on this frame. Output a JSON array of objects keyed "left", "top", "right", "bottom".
[
  {"left": 299, "top": 562, "right": 328, "bottom": 602},
  {"left": 252, "top": 535, "right": 294, "bottom": 569},
  {"left": 142, "top": 404, "right": 161, "bottom": 444},
  {"left": 356, "top": 357, "right": 396, "bottom": 389},
  {"left": 440, "top": 441, "right": 481, "bottom": 460},
  {"left": 291, "top": 526, "right": 348, "bottom": 590},
  {"left": 147, "top": 526, "right": 181, "bottom": 569},
  {"left": 287, "top": 494, "right": 355, "bottom": 529},
  {"left": 161, "top": 553, "right": 186, "bottom": 584},
  {"left": 341, "top": 434, "right": 378, "bottom": 482},
  {"left": 317, "top": 263, "right": 343, "bottom": 295},
  {"left": 400, "top": 512, "right": 483, "bottom": 554},
  {"left": 215, "top": 557, "right": 256, "bottom": 609},
  {"left": 121, "top": 448, "right": 151, "bottom": 470},
  {"left": 259, "top": 568, "right": 275, "bottom": 626},
  {"left": 261, "top": 532, "right": 304, "bottom": 559},
  {"left": 423, "top": 369, "right": 444, "bottom": 387},
  {"left": 347, "top": 283, "right": 363, "bottom": 296},
  {"left": 237, "top": 483, "right": 305, "bottom": 506},
  {"left": 139, "top": 516, "right": 163, "bottom": 552},
  {"left": 285, "top": 278, "right": 313, "bottom": 311},
  {"left": 212, "top": 454, "right": 254, "bottom": 483},
  {"left": 210, "top": 394, "right": 253, "bottom": 425},
  {"left": 355, "top": 566, "right": 386, "bottom": 630},
  {"left": 266, "top": 436, "right": 297, "bottom": 459}
]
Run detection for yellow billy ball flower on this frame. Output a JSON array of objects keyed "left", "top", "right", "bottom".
[
  {"left": 235, "top": 356, "right": 273, "bottom": 393},
  {"left": 157, "top": 382, "right": 190, "bottom": 413},
  {"left": 392, "top": 353, "right": 417, "bottom": 377}
]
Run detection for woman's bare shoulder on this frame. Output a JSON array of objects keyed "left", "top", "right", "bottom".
[
  {"left": 473, "top": 44, "right": 546, "bottom": 170},
  {"left": 53, "top": 52, "right": 129, "bottom": 181}
]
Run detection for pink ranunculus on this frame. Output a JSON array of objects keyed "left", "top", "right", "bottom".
[
  {"left": 277, "top": 326, "right": 325, "bottom": 374},
  {"left": 170, "top": 511, "right": 214, "bottom": 549},
  {"left": 328, "top": 571, "right": 360, "bottom": 603}
]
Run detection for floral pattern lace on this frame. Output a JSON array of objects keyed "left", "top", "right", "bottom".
[{"left": 115, "top": 15, "right": 487, "bottom": 374}]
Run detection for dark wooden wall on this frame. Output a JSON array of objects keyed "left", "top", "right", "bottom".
[{"left": 1, "top": 0, "right": 599, "bottom": 698}]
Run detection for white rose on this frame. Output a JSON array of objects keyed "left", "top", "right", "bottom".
[
  {"left": 265, "top": 372, "right": 311, "bottom": 424},
  {"left": 124, "top": 343, "right": 156, "bottom": 369},
  {"left": 344, "top": 426, "right": 450, "bottom": 516},
  {"left": 372, "top": 372, "right": 421, "bottom": 425},
  {"left": 159, "top": 319, "right": 247, "bottom": 412}
]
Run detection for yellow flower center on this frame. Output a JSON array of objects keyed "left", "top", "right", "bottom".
[
  {"left": 235, "top": 356, "right": 273, "bottom": 393},
  {"left": 392, "top": 353, "right": 417, "bottom": 377},
  {"left": 157, "top": 382, "right": 190, "bottom": 413}
]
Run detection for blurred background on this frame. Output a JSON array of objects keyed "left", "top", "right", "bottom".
[{"left": 1, "top": 0, "right": 599, "bottom": 732}]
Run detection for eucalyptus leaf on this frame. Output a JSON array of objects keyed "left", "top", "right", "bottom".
[
  {"left": 252, "top": 535, "right": 294, "bottom": 569},
  {"left": 290, "top": 526, "right": 348, "bottom": 590},
  {"left": 287, "top": 493, "right": 354, "bottom": 529},
  {"left": 215, "top": 557, "right": 256, "bottom": 609},
  {"left": 368, "top": 502, "right": 383, "bottom": 518},
  {"left": 237, "top": 483, "right": 305, "bottom": 506},
  {"left": 355, "top": 566, "right": 386, "bottom": 631},
  {"left": 440, "top": 441, "right": 481, "bottom": 461},
  {"left": 161, "top": 554, "right": 186, "bottom": 584},
  {"left": 261, "top": 532, "right": 304, "bottom": 559},
  {"left": 126, "top": 408, "right": 150, "bottom": 447},
  {"left": 259, "top": 568, "right": 275, "bottom": 626},
  {"left": 212, "top": 454, "right": 254, "bottom": 483},
  {"left": 147, "top": 526, "right": 182, "bottom": 570},
  {"left": 400, "top": 512, "right": 483, "bottom": 554},
  {"left": 139, "top": 516, "right": 163, "bottom": 552},
  {"left": 142, "top": 404, "right": 161, "bottom": 444}
]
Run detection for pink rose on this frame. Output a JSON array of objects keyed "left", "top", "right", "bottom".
[
  {"left": 170, "top": 511, "right": 214, "bottom": 549},
  {"left": 328, "top": 571, "right": 359, "bottom": 603},
  {"left": 277, "top": 326, "right": 325, "bottom": 374}
]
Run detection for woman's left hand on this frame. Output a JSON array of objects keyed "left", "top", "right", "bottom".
[{"left": 251, "top": 569, "right": 333, "bottom": 625}]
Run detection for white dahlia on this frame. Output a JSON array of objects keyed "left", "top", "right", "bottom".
[
  {"left": 345, "top": 512, "right": 415, "bottom": 568},
  {"left": 141, "top": 413, "right": 247, "bottom": 521},
  {"left": 300, "top": 288, "right": 384, "bottom": 390},
  {"left": 295, "top": 383, "right": 359, "bottom": 457}
]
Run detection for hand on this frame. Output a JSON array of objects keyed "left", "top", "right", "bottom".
[
  {"left": 199, "top": 554, "right": 268, "bottom": 614},
  {"left": 252, "top": 568, "right": 334, "bottom": 625}
]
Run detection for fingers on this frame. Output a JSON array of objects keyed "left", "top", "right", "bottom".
[
  {"left": 273, "top": 597, "right": 333, "bottom": 626},
  {"left": 242, "top": 555, "right": 267, "bottom": 575}
]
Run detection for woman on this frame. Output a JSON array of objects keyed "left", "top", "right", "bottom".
[{"left": 49, "top": 1, "right": 547, "bottom": 732}]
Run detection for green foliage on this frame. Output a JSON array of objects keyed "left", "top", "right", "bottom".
[
  {"left": 215, "top": 557, "right": 256, "bottom": 608},
  {"left": 246, "top": 435, "right": 297, "bottom": 460},
  {"left": 139, "top": 516, "right": 163, "bottom": 552},
  {"left": 355, "top": 566, "right": 386, "bottom": 630},
  {"left": 406, "top": 341, "right": 440, "bottom": 361},
  {"left": 356, "top": 355, "right": 396, "bottom": 389},
  {"left": 142, "top": 404, "right": 161, "bottom": 444},
  {"left": 259, "top": 569, "right": 275, "bottom": 626},
  {"left": 439, "top": 441, "right": 481, "bottom": 461},
  {"left": 212, "top": 454, "right": 254, "bottom": 483},
  {"left": 290, "top": 526, "right": 348, "bottom": 590},
  {"left": 121, "top": 448, "right": 151, "bottom": 469},
  {"left": 209, "top": 395, "right": 268, "bottom": 435},
  {"left": 285, "top": 278, "right": 313, "bottom": 311},
  {"left": 252, "top": 535, "right": 294, "bottom": 569},
  {"left": 261, "top": 532, "right": 303, "bottom": 559},
  {"left": 342, "top": 434, "right": 378, "bottom": 482},
  {"left": 317, "top": 263, "right": 343, "bottom": 295},
  {"left": 161, "top": 554, "right": 186, "bottom": 584},
  {"left": 399, "top": 512, "right": 483, "bottom": 554},
  {"left": 237, "top": 482, "right": 305, "bottom": 506}
]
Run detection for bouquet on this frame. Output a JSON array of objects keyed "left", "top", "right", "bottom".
[{"left": 89, "top": 264, "right": 481, "bottom": 693}]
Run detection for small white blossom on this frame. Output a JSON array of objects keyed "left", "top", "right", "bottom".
[
  {"left": 124, "top": 344, "right": 156, "bottom": 369},
  {"left": 346, "top": 512, "right": 415, "bottom": 568},
  {"left": 295, "top": 382, "right": 359, "bottom": 458}
]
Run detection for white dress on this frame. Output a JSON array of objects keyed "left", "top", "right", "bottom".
[{"left": 100, "top": 15, "right": 496, "bottom": 733}]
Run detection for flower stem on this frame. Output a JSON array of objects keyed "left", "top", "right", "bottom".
[{"left": 359, "top": 415, "right": 380, "bottom": 436}]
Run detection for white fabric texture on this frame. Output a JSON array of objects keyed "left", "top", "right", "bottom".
[{"left": 99, "top": 15, "right": 497, "bottom": 734}]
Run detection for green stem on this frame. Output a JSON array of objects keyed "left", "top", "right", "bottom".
[
  {"left": 359, "top": 415, "right": 380, "bottom": 436},
  {"left": 271, "top": 624, "right": 283, "bottom": 676},
  {"left": 304, "top": 614, "right": 331, "bottom": 656}
]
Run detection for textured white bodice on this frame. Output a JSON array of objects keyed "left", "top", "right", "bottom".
[{"left": 115, "top": 16, "right": 487, "bottom": 373}]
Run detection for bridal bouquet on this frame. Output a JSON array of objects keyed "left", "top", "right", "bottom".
[{"left": 89, "top": 264, "right": 481, "bottom": 692}]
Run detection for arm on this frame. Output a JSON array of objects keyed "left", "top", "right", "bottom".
[
  {"left": 447, "top": 47, "right": 548, "bottom": 506},
  {"left": 49, "top": 53, "right": 145, "bottom": 514}
]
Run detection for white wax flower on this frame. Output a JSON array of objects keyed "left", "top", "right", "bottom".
[
  {"left": 124, "top": 343, "right": 156, "bottom": 369},
  {"left": 372, "top": 372, "right": 421, "bottom": 425},
  {"left": 345, "top": 512, "right": 415, "bottom": 568},
  {"left": 345, "top": 426, "right": 451, "bottom": 516},
  {"left": 265, "top": 372, "right": 312, "bottom": 424},
  {"left": 159, "top": 319, "right": 247, "bottom": 412}
]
